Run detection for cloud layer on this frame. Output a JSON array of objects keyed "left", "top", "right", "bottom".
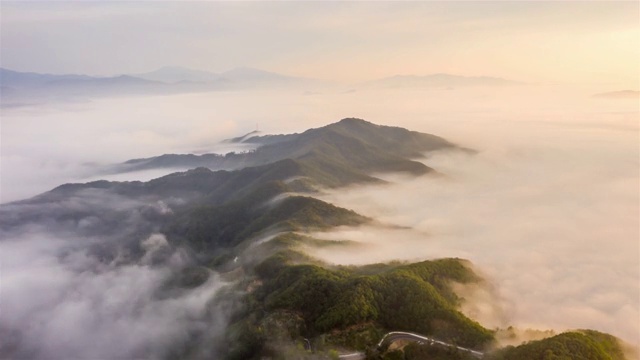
[
  {"left": 309, "top": 111, "right": 639, "bottom": 347},
  {"left": 0, "top": 192, "right": 228, "bottom": 359}
]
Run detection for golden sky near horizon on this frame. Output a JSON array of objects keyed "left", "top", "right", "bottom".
[{"left": 1, "top": 1, "right": 638, "bottom": 88}]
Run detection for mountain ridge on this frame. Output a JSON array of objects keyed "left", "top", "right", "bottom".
[
  {"left": 113, "top": 118, "right": 461, "bottom": 182},
  {"left": 0, "top": 66, "right": 324, "bottom": 106}
]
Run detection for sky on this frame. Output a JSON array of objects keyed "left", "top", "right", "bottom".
[{"left": 1, "top": 1, "right": 638, "bottom": 87}]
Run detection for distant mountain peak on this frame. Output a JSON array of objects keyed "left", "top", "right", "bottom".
[
  {"left": 338, "top": 117, "right": 368, "bottom": 123},
  {"left": 224, "top": 130, "right": 263, "bottom": 143},
  {"left": 335, "top": 117, "right": 375, "bottom": 128}
]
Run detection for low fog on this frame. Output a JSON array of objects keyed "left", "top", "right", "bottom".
[
  {"left": 1, "top": 85, "right": 638, "bottom": 355},
  {"left": 0, "top": 189, "right": 229, "bottom": 359}
]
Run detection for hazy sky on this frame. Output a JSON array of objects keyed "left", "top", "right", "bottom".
[{"left": 1, "top": 1, "right": 638, "bottom": 87}]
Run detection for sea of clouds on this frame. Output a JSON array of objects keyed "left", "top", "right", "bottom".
[{"left": 1, "top": 85, "right": 637, "bottom": 356}]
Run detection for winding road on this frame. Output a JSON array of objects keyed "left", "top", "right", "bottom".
[
  {"left": 337, "top": 331, "right": 485, "bottom": 359},
  {"left": 377, "top": 332, "right": 484, "bottom": 358},
  {"left": 338, "top": 352, "right": 366, "bottom": 360}
]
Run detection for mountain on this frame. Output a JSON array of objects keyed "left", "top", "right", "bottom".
[
  {"left": 362, "top": 73, "right": 520, "bottom": 89},
  {"left": 3, "top": 119, "right": 461, "bottom": 284},
  {"left": 228, "top": 257, "right": 494, "bottom": 359},
  {"left": 0, "top": 67, "right": 163, "bottom": 90},
  {"left": 0, "top": 66, "right": 326, "bottom": 107},
  {"left": 0, "top": 67, "right": 173, "bottom": 101},
  {"left": 592, "top": 90, "right": 639, "bottom": 99},
  {"left": 0, "top": 66, "right": 310, "bottom": 89},
  {"left": 5, "top": 119, "right": 458, "bottom": 245},
  {"left": 224, "top": 130, "right": 263, "bottom": 143},
  {"left": 41, "top": 74, "right": 169, "bottom": 96},
  {"left": 114, "top": 118, "right": 462, "bottom": 184},
  {"left": 0, "top": 67, "right": 96, "bottom": 88}
]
